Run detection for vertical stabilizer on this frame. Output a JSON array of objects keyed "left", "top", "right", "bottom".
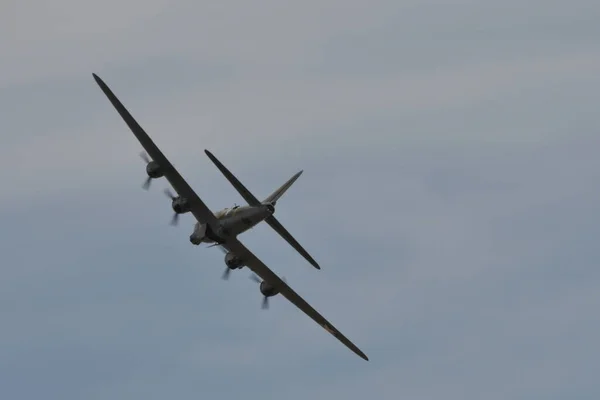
[{"left": 263, "top": 170, "right": 303, "bottom": 205}]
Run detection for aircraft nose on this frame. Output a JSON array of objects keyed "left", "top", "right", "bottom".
[{"left": 189, "top": 235, "right": 199, "bottom": 245}]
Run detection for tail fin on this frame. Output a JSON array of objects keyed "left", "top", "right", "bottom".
[{"left": 262, "top": 170, "right": 303, "bottom": 205}]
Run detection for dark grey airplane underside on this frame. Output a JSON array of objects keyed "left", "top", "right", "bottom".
[{"left": 92, "top": 72, "right": 368, "bottom": 361}]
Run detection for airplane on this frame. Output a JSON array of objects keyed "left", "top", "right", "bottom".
[{"left": 92, "top": 73, "right": 369, "bottom": 361}]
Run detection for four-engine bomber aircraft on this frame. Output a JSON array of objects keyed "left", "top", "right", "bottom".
[{"left": 92, "top": 73, "right": 368, "bottom": 361}]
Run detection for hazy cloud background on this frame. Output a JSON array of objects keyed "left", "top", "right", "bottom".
[{"left": 2, "top": 1, "right": 600, "bottom": 398}]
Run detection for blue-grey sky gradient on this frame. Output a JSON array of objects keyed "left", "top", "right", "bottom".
[{"left": 2, "top": 1, "right": 600, "bottom": 399}]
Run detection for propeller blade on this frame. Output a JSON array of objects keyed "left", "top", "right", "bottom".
[
  {"left": 170, "top": 213, "right": 179, "bottom": 226},
  {"left": 164, "top": 188, "right": 176, "bottom": 200},
  {"left": 142, "top": 176, "right": 152, "bottom": 190},
  {"left": 262, "top": 296, "right": 269, "bottom": 309},
  {"left": 249, "top": 274, "right": 261, "bottom": 283},
  {"left": 222, "top": 268, "right": 231, "bottom": 280},
  {"left": 140, "top": 152, "right": 150, "bottom": 163}
]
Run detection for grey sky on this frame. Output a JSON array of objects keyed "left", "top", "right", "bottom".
[{"left": 2, "top": 1, "right": 600, "bottom": 399}]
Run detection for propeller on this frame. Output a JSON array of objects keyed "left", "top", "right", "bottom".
[
  {"left": 262, "top": 295, "right": 269, "bottom": 309},
  {"left": 222, "top": 267, "right": 232, "bottom": 280},
  {"left": 163, "top": 188, "right": 180, "bottom": 226},
  {"left": 249, "top": 274, "right": 267, "bottom": 308},
  {"left": 140, "top": 152, "right": 153, "bottom": 190},
  {"left": 250, "top": 274, "right": 285, "bottom": 310},
  {"left": 212, "top": 246, "right": 233, "bottom": 280}
]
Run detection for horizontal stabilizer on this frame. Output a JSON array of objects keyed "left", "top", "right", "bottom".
[
  {"left": 265, "top": 215, "right": 320, "bottom": 270},
  {"left": 204, "top": 149, "right": 261, "bottom": 206}
]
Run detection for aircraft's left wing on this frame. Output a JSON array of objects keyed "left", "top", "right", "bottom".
[
  {"left": 222, "top": 238, "right": 369, "bottom": 361},
  {"left": 92, "top": 73, "right": 219, "bottom": 227}
]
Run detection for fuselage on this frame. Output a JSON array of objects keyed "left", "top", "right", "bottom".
[{"left": 189, "top": 204, "right": 273, "bottom": 245}]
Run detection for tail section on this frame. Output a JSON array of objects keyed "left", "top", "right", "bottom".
[
  {"left": 204, "top": 149, "right": 320, "bottom": 270},
  {"left": 261, "top": 170, "right": 321, "bottom": 269},
  {"left": 262, "top": 170, "right": 303, "bottom": 205}
]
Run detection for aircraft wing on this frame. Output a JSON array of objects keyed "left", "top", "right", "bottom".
[
  {"left": 92, "top": 73, "right": 219, "bottom": 227},
  {"left": 222, "top": 237, "right": 369, "bottom": 361}
]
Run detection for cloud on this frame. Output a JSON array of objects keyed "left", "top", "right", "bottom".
[{"left": 2, "top": 1, "right": 600, "bottom": 399}]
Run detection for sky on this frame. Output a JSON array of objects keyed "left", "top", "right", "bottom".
[{"left": 2, "top": 0, "right": 600, "bottom": 398}]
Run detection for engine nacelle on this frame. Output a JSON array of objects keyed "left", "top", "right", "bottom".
[
  {"left": 189, "top": 223, "right": 207, "bottom": 245},
  {"left": 225, "top": 252, "right": 244, "bottom": 269},
  {"left": 172, "top": 196, "right": 191, "bottom": 214},
  {"left": 145, "top": 161, "right": 164, "bottom": 178},
  {"left": 259, "top": 281, "right": 280, "bottom": 297}
]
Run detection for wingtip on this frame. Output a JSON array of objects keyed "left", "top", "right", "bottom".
[
  {"left": 309, "top": 256, "right": 320, "bottom": 270},
  {"left": 92, "top": 73, "right": 107, "bottom": 90},
  {"left": 351, "top": 346, "right": 369, "bottom": 361},
  {"left": 355, "top": 348, "right": 369, "bottom": 361}
]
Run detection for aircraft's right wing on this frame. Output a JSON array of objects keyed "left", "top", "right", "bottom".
[
  {"left": 221, "top": 237, "right": 369, "bottom": 361},
  {"left": 92, "top": 73, "right": 219, "bottom": 228}
]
